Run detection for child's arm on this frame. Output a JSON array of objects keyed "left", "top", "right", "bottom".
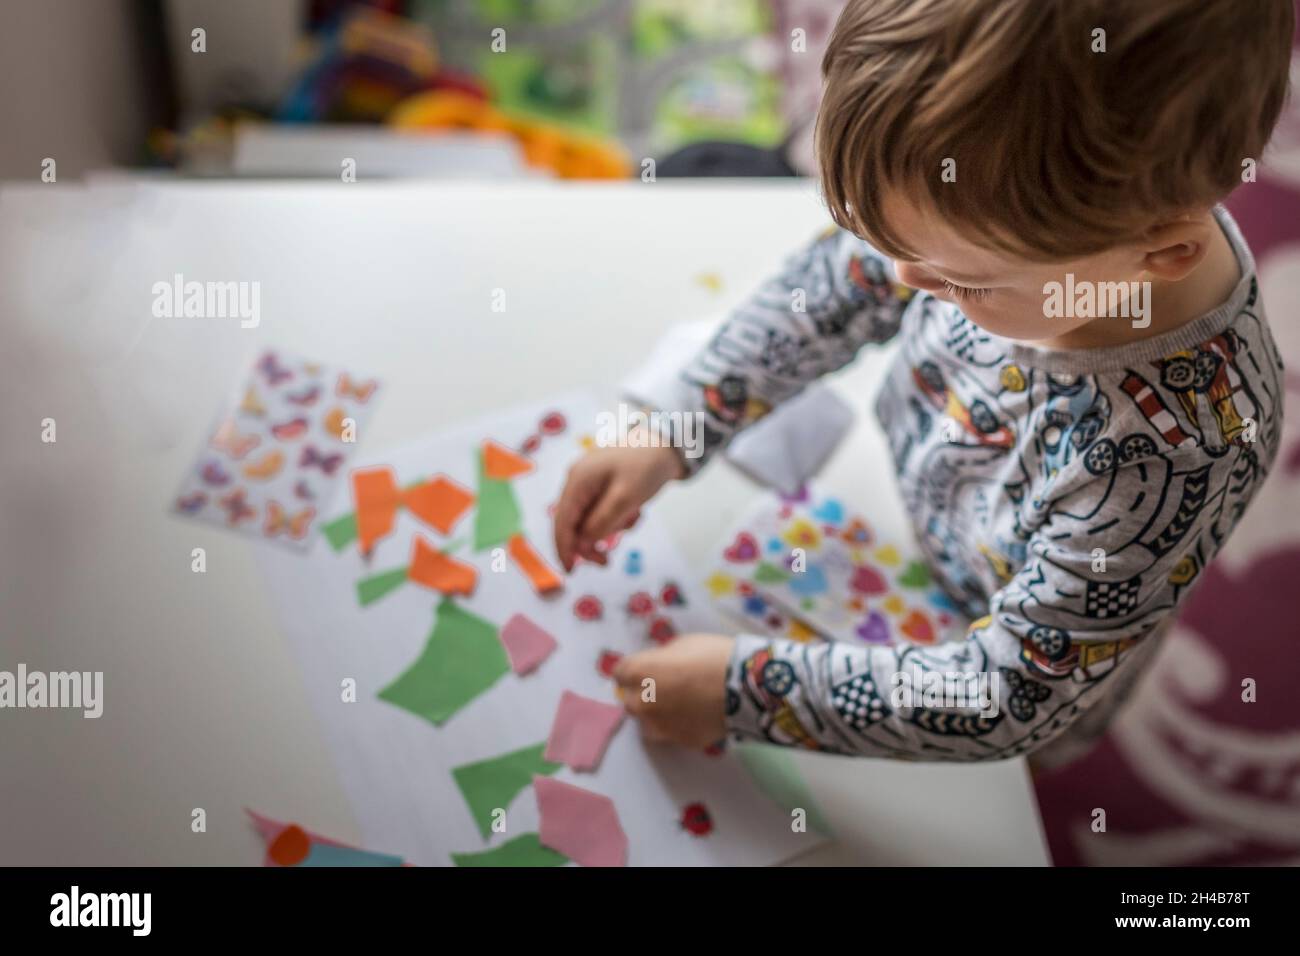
[
  {"left": 720, "top": 462, "right": 1200, "bottom": 760},
  {"left": 555, "top": 227, "right": 909, "bottom": 569},
  {"left": 618, "top": 450, "right": 1211, "bottom": 760},
  {"left": 669, "top": 227, "right": 912, "bottom": 475}
]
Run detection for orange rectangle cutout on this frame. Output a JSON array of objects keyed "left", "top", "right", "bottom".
[{"left": 507, "top": 534, "right": 563, "bottom": 594}]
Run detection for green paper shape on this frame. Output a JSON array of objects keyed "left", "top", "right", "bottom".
[
  {"left": 452, "top": 742, "right": 561, "bottom": 839},
  {"left": 735, "top": 742, "right": 833, "bottom": 837},
  {"left": 898, "top": 560, "right": 931, "bottom": 589},
  {"left": 753, "top": 561, "right": 789, "bottom": 584},
  {"left": 378, "top": 600, "right": 510, "bottom": 725},
  {"left": 473, "top": 450, "right": 523, "bottom": 551},
  {"left": 451, "top": 832, "right": 568, "bottom": 868},
  {"left": 356, "top": 566, "right": 408, "bottom": 606},
  {"left": 321, "top": 512, "right": 358, "bottom": 551}
]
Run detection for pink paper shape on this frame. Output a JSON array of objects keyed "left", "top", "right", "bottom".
[
  {"left": 544, "top": 690, "right": 625, "bottom": 771},
  {"left": 533, "top": 776, "right": 628, "bottom": 867},
  {"left": 499, "top": 613, "right": 558, "bottom": 675}
]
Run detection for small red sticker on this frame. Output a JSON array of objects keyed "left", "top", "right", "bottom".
[
  {"left": 574, "top": 595, "right": 603, "bottom": 621},
  {"left": 660, "top": 581, "right": 685, "bottom": 607},
  {"left": 626, "top": 592, "right": 655, "bottom": 617},
  {"left": 597, "top": 650, "right": 622, "bottom": 678},
  {"left": 648, "top": 617, "right": 676, "bottom": 645},
  {"left": 679, "top": 802, "right": 713, "bottom": 837}
]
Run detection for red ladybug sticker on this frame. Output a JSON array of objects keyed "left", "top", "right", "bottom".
[
  {"left": 574, "top": 596, "right": 603, "bottom": 621},
  {"left": 679, "top": 802, "right": 713, "bottom": 837},
  {"left": 660, "top": 582, "right": 685, "bottom": 607},
  {"left": 648, "top": 617, "right": 676, "bottom": 645},
  {"left": 540, "top": 411, "right": 566, "bottom": 435},
  {"left": 597, "top": 650, "right": 623, "bottom": 678},
  {"left": 626, "top": 592, "right": 655, "bottom": 617}
]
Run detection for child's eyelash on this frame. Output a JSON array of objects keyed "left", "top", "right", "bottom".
[{"left": 941, "top": 279, "right": 993, "bottom": 301}]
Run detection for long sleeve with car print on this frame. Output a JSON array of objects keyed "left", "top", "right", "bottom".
[
  {"left": 673, "top": 227, "right": 913, "bottom": 474},
  {"left": 716, "top": 207, "right": 1283, "bottom": 760}
]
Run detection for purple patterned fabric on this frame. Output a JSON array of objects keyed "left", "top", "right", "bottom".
[{"left": 1033, "top": 12, "right": 1300, "bottom": 865}]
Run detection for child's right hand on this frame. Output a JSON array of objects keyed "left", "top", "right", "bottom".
[{"left": 553, "top": 439, "right": 685, "bottom": 571}]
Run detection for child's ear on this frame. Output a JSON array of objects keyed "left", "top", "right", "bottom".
[{"left": 1140, "top": 216, "right": 1211, "bottom": 281}]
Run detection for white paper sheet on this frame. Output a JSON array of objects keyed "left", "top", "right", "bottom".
[{"left": 255, "top": 390, "right": 825, "bottom": 866}]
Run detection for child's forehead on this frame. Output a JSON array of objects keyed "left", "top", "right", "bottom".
[{"left": 877, "top": 187, "right": 1043, "bottom": 276}]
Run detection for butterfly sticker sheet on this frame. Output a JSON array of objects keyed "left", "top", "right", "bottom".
[
  {"left": 172, "top": 350, "right": 381, "bottom": 551},
  {"left": 706, "top": 485, "right": 968, "bottom": 649}
]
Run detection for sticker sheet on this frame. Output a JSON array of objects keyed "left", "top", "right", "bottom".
[
  {"left": 173, "top": 350, "right": 380, "bottom": 551},
  {"left": 708, "top": 485, "right": 969, "bottom": 648},
  {"left": 254, "top": 391, "right": 826, "bottom": 866}
]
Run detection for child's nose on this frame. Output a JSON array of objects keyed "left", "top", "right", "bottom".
[{"left": 893, "top": 260, "right": 944, "bottom": 291}]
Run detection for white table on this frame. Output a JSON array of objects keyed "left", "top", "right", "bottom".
[{"left": 0, "top": 178, "right": 1049, "bottom": 865}]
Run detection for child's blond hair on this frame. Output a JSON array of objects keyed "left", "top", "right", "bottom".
[{"left": 817, "top": 0, "right": 1294, "bottom": 261}]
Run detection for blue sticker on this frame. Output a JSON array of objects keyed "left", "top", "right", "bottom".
[
  {"left": 625, "top": 549, "right": 642, "bottom": 576},
  {"left": 788, "top": 563, "right": 829, "bottom": 597},
  {"left": 812, "top": 498, "right": 845, "bottom": 525}
]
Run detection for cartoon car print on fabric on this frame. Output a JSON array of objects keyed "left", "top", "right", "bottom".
[
  {"left": 912, "top": 360, "right": 1016, "bottom": 449},
  {"left": 1038, "top": 374, "right": 1110, "bottom": 483},
  {"left": 1153, "top": 331, "right": 1250, "bottom": 454},
  {"left": 1018, "top": 622, "right": 1140, "bottom": 682},
  {"left": 738, "top": 646, "right": 820, "bottom": 750}
]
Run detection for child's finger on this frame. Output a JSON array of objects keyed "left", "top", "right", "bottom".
[
  {"left": 553, "top": 472, "right": 603, "bottom": 571},
  {"left": 574, "top": 539, "right": 608, "bottom": 566},
  {"left": 577, "top": 482, "right": 638, "bottom": 550},
  {"left": 572, "top": 506, "right": 639, "bottom": 566}
]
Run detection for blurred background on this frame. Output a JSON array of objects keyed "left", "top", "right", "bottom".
[{"left": 0, "top": 0, "right": 842, "bottom": 182}]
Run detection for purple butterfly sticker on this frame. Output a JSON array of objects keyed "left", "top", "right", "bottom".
[{"left": 299, "top": 444, "right": 343, "bottom": 475}]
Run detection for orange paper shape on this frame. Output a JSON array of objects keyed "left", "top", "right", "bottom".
[
  {"left": 353, "top": 467, "right": 402, "bottom": 555},
  {"left": 508, "top": 534, "right": 563, "bottom": 595},
  {"left": 483, "top": 440, "right": 534, "bottom": 480},
  {"left": 408, "top": 534, "right": 477, "bottom": 596},
  {"left": 403, "top": 476, "right": 474, "bottom": 535}
]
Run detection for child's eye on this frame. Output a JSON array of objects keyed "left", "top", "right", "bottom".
[{"left": 941, "top": 279, "right": 992, "bottom": 301}]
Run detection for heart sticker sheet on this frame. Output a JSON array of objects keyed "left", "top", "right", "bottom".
[
  {"left": 173, "top": 349, "right": 381, "bottom": 551},
  {"left": 706, "top": 485, "right": 968, "bottom": 648}
]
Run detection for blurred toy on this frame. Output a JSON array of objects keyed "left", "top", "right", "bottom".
[
  {"left": 390, "top": 90, "right": 631, "bottom": 179},
  {"left": 279, "top": 7, "right": 486, "bottom": 124}
]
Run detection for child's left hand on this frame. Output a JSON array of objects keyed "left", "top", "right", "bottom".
[{"left": 612, "top": 634, "right": 735, "bottom": 748}]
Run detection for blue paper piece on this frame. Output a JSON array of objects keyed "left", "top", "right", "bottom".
[{"left": 298, "top": 843, "right": 405, "bottom": 867}]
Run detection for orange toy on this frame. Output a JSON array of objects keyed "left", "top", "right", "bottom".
[{"left": 389, "top": 90, "right": 631, "bottom": 179}]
